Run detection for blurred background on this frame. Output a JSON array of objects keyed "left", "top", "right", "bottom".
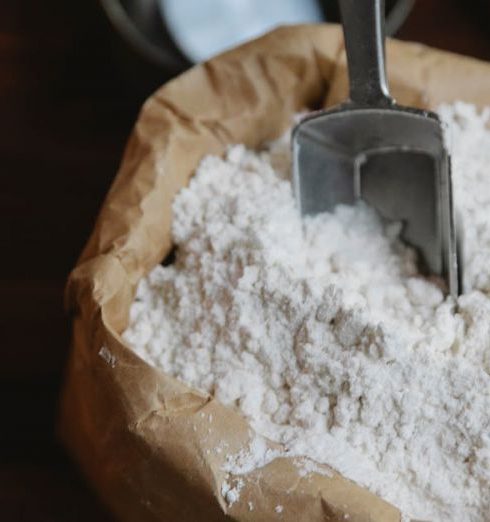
[{"left": 2, "top": 0, "right": 490, "bottom": 520}]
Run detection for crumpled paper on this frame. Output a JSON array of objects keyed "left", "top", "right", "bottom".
[{"left": 60, "top": 24, "right": 490, "bottom": 522}]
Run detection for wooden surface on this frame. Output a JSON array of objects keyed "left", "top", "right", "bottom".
[{"left": 2, "top": 1, "right": 490, "bottom": 520}]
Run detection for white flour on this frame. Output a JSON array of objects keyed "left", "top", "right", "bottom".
[{"left": 123, "top": 103, "right": 490, "bottom": 521}]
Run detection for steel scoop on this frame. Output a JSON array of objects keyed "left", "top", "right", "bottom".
[{"left": 292, "top": 0, "right": 459, "bottom": 296}]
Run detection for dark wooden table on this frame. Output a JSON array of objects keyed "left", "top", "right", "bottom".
[{"left": 2, "top": 1, "right": 490, "bottom": 520}]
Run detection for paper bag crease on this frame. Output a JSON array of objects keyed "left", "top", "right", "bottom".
[{"left": 61, "top": 24, "right": 490, "bottom": 522}]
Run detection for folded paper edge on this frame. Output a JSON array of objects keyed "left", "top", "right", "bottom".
[{"left": 60, "top": 23, "right": 490, "bottom": 522}]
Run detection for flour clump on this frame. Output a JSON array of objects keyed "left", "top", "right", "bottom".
[{"left": 123, "top": 103, "right": 490, "bottom": 521}]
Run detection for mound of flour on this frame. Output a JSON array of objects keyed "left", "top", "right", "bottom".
[{"left": 123, "top": 102, "right": 490, "bottom": 521}]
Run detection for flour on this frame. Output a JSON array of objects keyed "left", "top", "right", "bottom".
[
  {"left": 221, "top": 434, "right": 282, "bottom": 475},
  {"left": 221, "top": 478, "right": 244, "bottom": 507},
  {"left": 123, "top": 102, "right": 490, "bottom": 521}
]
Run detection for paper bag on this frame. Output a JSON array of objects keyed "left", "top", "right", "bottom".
[{"left": 60, "top": 24, "right": 490, "bottom": 522}]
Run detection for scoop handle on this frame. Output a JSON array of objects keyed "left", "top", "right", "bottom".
[{"left": 339, "top": 0, "right": 392, "bottom": 106}]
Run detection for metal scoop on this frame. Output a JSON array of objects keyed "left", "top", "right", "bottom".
[{"left": 292, "top": 0, "right": 459, "bottom": 296}]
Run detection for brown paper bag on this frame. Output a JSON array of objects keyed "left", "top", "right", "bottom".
[{"left": 60, "top": 24, "right": 490, "bottom": 522}]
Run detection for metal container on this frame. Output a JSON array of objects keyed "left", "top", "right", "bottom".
[{"left": 100, "top": 0, "right": 415, "bottom": 77}]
